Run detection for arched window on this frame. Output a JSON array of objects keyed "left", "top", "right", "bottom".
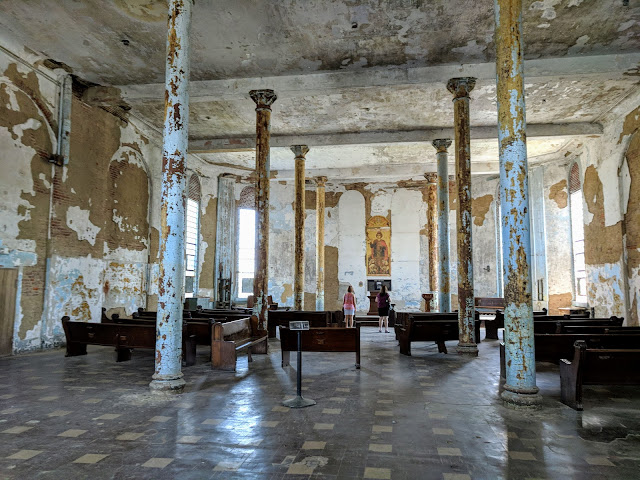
[
  {"left": 185, "top": 173, "right": 201, "bottom": 298},
  {"left": 569, "top": 162, "right": 587, "bottom": 304},
  {"left": 236, "top": 186, "right": 256, "bottom": 299}
]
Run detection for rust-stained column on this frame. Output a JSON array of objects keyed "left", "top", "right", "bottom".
[
  {"left": 425, "top": 173, "right": 439, "bottom": 311},
  {"left": 433, "top": 139, "right": 452, "bottom": 313},
  {"left": 250, "top": 89, "right": 277, "bottom": 332},
  {"left": 495, "top": 0, "right": 541, "bottom": 407},
  {"left": 315, "top": 176, "right": 327, "bottom": 311},
  {"left": 447, "top": 78, "right": 478, "bottom": 356},
  {"left": 292, "top": 145, "right": 309, "bottom": 310},
  {"left": 150, "top": 0, "right": 192, "bottom": 393}
]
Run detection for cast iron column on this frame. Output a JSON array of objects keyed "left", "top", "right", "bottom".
[
  {"left": 150, "top": 0, "right": 192, "bottom": 393},
  {"left": 250, "top": 89, "right": 277, "bottom": 332},
  {"left": 292, "top": 145, "right": 309, "bottom": 310},
  {"left": 447, "top": 78, "right": 478, "bottom": 356},
  {"left": 495, "top": 0, "right": 541, "bottom": 407},
  {"left": 433, "top": 139, "right": 452, "bottom": 313},
  {"left": 315, "top": 176, "right": 327, "bottom": 311},
  {"left": 425, "top": 173, "right": 439, "bottom": 311}
]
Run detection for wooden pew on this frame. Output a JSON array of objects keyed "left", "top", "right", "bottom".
[
  {"left": 279, "top": 324, "right": 361, "bottom": 369},
  {"left": 267, "top": 310, "right": 334, "bottom": 338},
  {"left": 475, "top": 297, "right": 504, "bottom": 314},
  {"left": 62, "top": 316, "right": 156, "bottom": 362},
  {"left": 532, "top": 316, "right": 624, "bottom": 334},
  {"left": 211, "top": 316, "right": 268, "bottom": 371},
  {"left": 560, "top": 340, "right": 640, "bottom": 410},
  {"left": 483, "top": 308, "right": 548, "bottom": 340},
  {"left": 395, "top": 314, "right": 482, "bottom": 355},
  {"left": 394, "top": 312, "right": 481, "bottom": 343}
]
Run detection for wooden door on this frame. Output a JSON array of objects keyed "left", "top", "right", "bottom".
[{"left": 0, "top": 269, "right": 18, "bottom": 356}]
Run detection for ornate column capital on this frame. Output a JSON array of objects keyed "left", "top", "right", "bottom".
[
  {"left": 446, "top": 77, "right": 476, "bottom": 99},
  {"left": 315, "top": 176, "right": 328, "bottom": 187},
  {"left": 291, "top": 145, "right": 310, "bottom": 158},
  {"left": 424, "top": 173, "right": 438, "bottom": 184},
  {"left": 249, "top": 89, "right": 277, "bottom": 110},
  {"left": 432, "top": 139, "right": 452, "bottom": 153}
]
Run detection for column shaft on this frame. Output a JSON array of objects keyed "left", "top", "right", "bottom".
[
  {"left": 292, "top": 145, "right": 309, "bottom": 310},
  {"left": 495, "top": 0, "right": 541, "bottom": 407},
  {"left": 425, "top": 173, "right": 438, "bottom": 310},
  {"left": 250, "top": 90, "right": 277, "bottom": 332},
  {"left": 151, "top": 0, "right": 192, "bottom": 393},
  {"left": 434, "top": 140, "right": 452, "bottom": 313},
  {"left": 447, "top": 78, "right": 478, "bottom": 356},
  {"left": 315, "top": 177, "right": 327, "bottom": 311}
]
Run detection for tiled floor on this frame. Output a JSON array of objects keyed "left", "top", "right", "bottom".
[{"left": 1, "top": 328, "right": 640, "bottom": 479}]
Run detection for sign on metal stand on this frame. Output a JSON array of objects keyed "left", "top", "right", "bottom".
[{"left": 283, "top": 321, "right": 316, "bottom": 408}]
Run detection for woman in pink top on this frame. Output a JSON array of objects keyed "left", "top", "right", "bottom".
[{"left": 343, "top": 285, "right": 356, "bottom": 328}]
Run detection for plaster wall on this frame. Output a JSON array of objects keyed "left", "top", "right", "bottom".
[
  {"left": 543, "top": 162, "right": 573, "bottom": 314},
  {"left": 0, "top": 45, "right": 162, "bottom": 351}
]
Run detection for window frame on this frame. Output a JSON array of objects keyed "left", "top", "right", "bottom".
[
  {"left": 568, "top": 161, "right": 588, "bottom": 306},
  {"left": 184, "top": 173, "right": 201, "bottom": 299}
]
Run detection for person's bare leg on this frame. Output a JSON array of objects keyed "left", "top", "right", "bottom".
[
  {"left": 384, "top": 316, "right": 389, "bottom": 333},
  {"left": 379, "top": 316, "right": 383, "bottom": 332}
]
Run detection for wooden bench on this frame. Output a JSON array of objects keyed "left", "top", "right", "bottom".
[
  {"left": 560, "top": 340, "right": 640, "bottom": 410},
  {"left": 532, "top": 316, "right": 624, "bottom": 334},
  {"left": 279, "top": 324, "right": 361, "bottom": 369},
  {"left": 484, "top": 308, "right": 548, "bottom": 340},
  {"left": 395, "top": 314, "right": 482, "bottom": 355},
  {"left": 500, "top": 332, "right": 640, "bottom": 375},
  {"left": 475, "top": 297, "right": 504, "bottom": 314},
  {"left": 267, "top": 310, "right": 334, "bottom": 338},
  {"left": 395, "top": 311, "right": 481, "bottom": 342},
  {"left": 211, "top": 316, "right": 268, "bottom": 371},
  {"left": 62, "top": 316, "right": 156, "bottom": 362}
]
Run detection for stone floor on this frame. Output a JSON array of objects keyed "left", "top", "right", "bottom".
[{"left": 1, "top": 328, "right": 639, "bottom": 480}]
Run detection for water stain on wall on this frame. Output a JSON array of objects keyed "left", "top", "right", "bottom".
[
  {"left": 199, "top": 196, "right": 217, "bottom": 292},
  {"left": 472, "top": 194, "right": 493, "bottom": 226},
  {"left": 324, "top": 245, "right": 340, "bottom": 311},
  {"left": 583, "top": 165, "right": 623, "bottom": 265},
  {"left": 548, "top": 292, "right": 572, "bottom": 315},
  {"left": 549, "top": 179, "right": 568, "bottom": 209}
]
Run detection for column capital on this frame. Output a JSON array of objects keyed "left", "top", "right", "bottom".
[
  {"left": 424, "top": 173, "right": 438, "bottom": 184},
  {"left": 315, "top": 176, "right": 328, "bottom": 187},
  {"left": 432, "top": 139, "right": 452, "bottom": 153},
  {"left": 249, "top": 89, "right": 277, "bottom": 110},
  {"left": 446, "top": 77, "right": 476, "bottom": 99},
  {"left": 291, "top": 145, "right": 310, "bottom": 158}
]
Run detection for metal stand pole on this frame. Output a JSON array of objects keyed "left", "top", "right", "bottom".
[{"left": 283, "top": 330, "right": 316, "bottom": 408}]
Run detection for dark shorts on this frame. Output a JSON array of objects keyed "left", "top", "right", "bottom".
[{"left": 378, "top": 306, "right": 389, "bottom": 316}]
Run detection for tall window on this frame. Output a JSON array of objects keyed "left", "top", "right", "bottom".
[
  {"left": 185, "top": 174, "right": 201, "bottom": 298},
  {"left": 569, "top": 163, "right": 587, "bottom": 304},
  {"left": 236, "top": 186, "right": 256, "bottom": 299}
]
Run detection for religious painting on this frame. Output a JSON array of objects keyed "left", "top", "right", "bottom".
[{"left": 366, "top": 216, "right": 391, "bottom": 276}]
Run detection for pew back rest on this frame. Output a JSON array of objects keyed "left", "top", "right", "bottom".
[
  {"left": 63, "top": 316, "right": 155, "bottom": 348},
  {"left": 280, "top": 326, "right": 358, "bottom": 352},
  {"left": 475, "top": 297, "right": 504, "bottom": 311},
  {"left": 569, "top": 341, "right": 640, "bottom": 385}
]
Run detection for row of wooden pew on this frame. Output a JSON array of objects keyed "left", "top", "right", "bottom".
[{"left": 63, "top": 307, "right": 268, "bottom": 370}]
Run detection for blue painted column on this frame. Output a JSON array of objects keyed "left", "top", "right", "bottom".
[
  {"left": 150, "top": 0, "right": 192, "bottom": 393},
  {"left": 433, "top": 139, "right": 452, "bottom": 313},
  {"left": 250, "top": 90, "right": 277, "bottom": 332},
  {"left": 495, "top": 0, "right": 541, "bottom": 407},
  {"left": 446, "top": 78, "right": 478, "bottom": 356}
]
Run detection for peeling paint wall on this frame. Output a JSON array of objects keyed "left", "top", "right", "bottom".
[
  {"left": 263, "top": 177, "right": 501, "bottom": 314},
  {"left": 0, "top": 45, "right": 160, "bottom": 352},
  {"left": 543, "top": 163, "right": 573, "bottom": 314}
]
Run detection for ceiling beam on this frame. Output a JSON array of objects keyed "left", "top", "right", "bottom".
[
  {"left": 188, "top": 122, "right": 602, "bottom": 153},
  {"left": 96, "top": 53, "right": 640, "bottom": 105}
]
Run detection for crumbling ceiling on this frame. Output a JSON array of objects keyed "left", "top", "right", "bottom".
[{"left": 0, "top": 0, "right": 638, "bottom": 177}]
